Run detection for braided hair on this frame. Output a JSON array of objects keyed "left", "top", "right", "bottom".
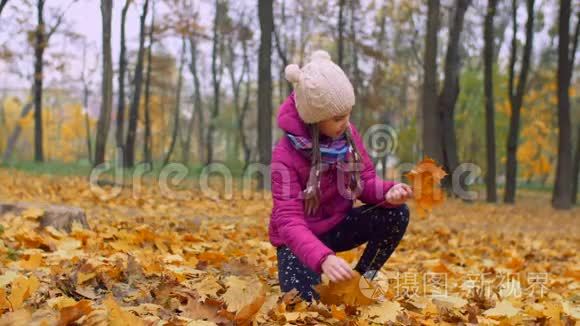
[{"left": 303, "top": 124, "right": 363, "bottom": 216}]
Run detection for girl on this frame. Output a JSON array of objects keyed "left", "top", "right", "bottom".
[{"left": 269, "top": 50, "right": 413, "bottom": 301}]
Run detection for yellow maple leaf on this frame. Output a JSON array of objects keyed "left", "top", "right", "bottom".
[
  {"left": 222, "top": 276, "right": 266, "bottom": 313},
  {"left": 405, "top": 157, "right": 447, "bottom": 217},
  {"left": 483, "top": 300, "right": 520, "bottom": 318},
  {"left": 8, "top": 275, "right": 40, "bottom": 310},
  {"left": 19, "top": 253, "right": 43, "bottom": 270},
  {"left": 0, "top": 288, "right": 10, "bottom": 312},
  {"left": 189, "top": 274, "right": 223, "bottom": 302},
  {"left": 315, "top": 272, "right": 378, "bottom": 306},
  {"left": 76, "top": 271, "right": 96, "bottom": 285},
  {"left": 103, "top": 295, "right": 144, "bottom": 326},
  {"left": 58, "top": 300, "right": 93, "bottom": 326},
  {"left": 361, "top": 301, "right": 402, "bottom": 323},
  {"left": 330, "top": 304, "right": 347, "bottom": 321}
]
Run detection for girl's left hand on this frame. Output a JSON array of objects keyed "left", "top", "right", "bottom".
[{"left": 385, "top": 183, "right": 413, "bottom": 205}]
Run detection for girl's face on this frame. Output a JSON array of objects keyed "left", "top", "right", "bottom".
[{"left": 318, "top": 112, "right": 351, "bottom": 139}]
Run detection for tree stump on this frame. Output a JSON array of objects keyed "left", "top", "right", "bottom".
[{"left": 0, "top": 202, "right": 90, "bottom": 232}]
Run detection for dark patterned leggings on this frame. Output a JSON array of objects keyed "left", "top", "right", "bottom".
[{"left": 277, "top": 204, "right": 410, "bottom": 301}]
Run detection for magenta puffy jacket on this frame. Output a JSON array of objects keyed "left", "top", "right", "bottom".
[{"left": 269, "top": 93, "right": 400, "bottom": 274}]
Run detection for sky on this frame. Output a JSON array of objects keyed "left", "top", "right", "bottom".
[
  {"left": 0, "top": 0, "right": 564, "bottom": 99},
  {"left": 0, "top": 0, "right": 217, "bottom": 92}
]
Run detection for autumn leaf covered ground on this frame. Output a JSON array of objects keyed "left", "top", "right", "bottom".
[{"left": 0, "top": 169, "right": 579, "bottom": 325}]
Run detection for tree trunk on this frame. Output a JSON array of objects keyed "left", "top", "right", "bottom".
[
  {"left": 143, "top": 0, "right": 155, "bottom": 166},
  {"left": 572, "top": 125, "right": 580, "bottom": 204},
  {"left": 504, "top": 0, "right": 535, "bottom": 203},
  {"left": 226, "top": 29, "right": 249, "bottom": 164},
  {"left": 83, "top": 84, "right": 92, "bottom": 164},
  {"left": 258, "top": 0, "right": 273, "bottom": 175},
  {"left": 569, "top": 13, "right": 579, "bottom": 205},
  {"left": 349, "top": 0, "right": 364, "bottom": 129},
  {"left": 34, "top": 0, "right": 45, "bottom": 162},
  {"left": 421, "top": 0, "right": 443, "bottom": 163},
  {"left": 94, "top": 0, "right": 114, "bottom": 167},
  {"left": 438, "top": 0, "right": 470, "bottom": 193},
  {"left": 337, "top": 0, "right": 346, "bottom": 67},
  {"left": 116, "top": 0, "right": 130, "bottom": 154},
  {"left": 124, "top": 0, "right": 149, "bottom": 168},
  {"left": 227, "top": 38, "right": 252, "bottom": 166},
  {"left": 1, "top": 101, "right": 33, "bottom": 164},
  {"left": 240, "top": 41, "right": 252, "bottom": 166},
  {"left": 0, "top": 0, "right": 9, "bottom": 16},
  {"left": 185, "top": 36, "right": 203, "bottom": 165},
  {"left": 273, "top": 0, "right": 292, "bottom": 95},
  {"left": 207, "top": 0, "right": 223, "bottom": 164},
  {"left": 552, "top": 0, "right": 573, "bottom": 209},
  {"left": 163, "top": 37, "right": 186, "bottom": 165},
  {"left": 80, "top": 41, "right": 93, "bottom": 164},
  {"left": 195, "top": 99, "right": 204, "bottom": 163},
  {"left": 484, "top": 0, "right": 498, "bottom": 203}
]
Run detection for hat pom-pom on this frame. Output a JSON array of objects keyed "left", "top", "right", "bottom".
[
  {"left": 310, "top": 50, "right": 331, "bottom": 61},
  {"left": 285, "top": 64, "right": 302, "bottom": 83}
]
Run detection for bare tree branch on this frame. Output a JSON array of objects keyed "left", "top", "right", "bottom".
[
  {"left": 0, "top": 0, "right": 9, "bottom": 16},
  {"left": 570, "top": 10, "right": 580, "bottom": 68},
  {"left": 46, "top": 0, "right": 78, "bottom": 41},
  {"left": 272, "top": 19, "right": 288, "bottom": 67}
]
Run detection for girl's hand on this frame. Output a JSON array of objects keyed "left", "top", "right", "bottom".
[
  {"left": 385, "top": 183, "right": 413, "bottom": 205},
  {"left": 321, "top": 255, "right": 355, "bottom": 282}
]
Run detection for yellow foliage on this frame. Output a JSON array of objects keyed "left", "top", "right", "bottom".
[
  {"left": 0, "top": 170, "right": 578, "bottom": 324},
  {"left": 0, "top": 96, "right": 98, "bottom": 162}
]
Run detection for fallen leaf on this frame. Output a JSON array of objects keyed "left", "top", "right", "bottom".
[
  {"left": 234, "top": 285, "right": 266, "bottom": 325},
  {"left": 0, "top": 289, "right": 10, "bottom": 311},
  {"left": 542, "top": 301, "right": 562, "bottom": 323},
  {"left": 188, "top": 274, "right": 222, "bottom": 302},
  {"left": 405, "top": 157, "right": 447, "bottom": 217},
  {"left": 483, "top": 300, "right": 520, "bottom": 318},
  {"left": 505, "top": 257, "right": 525, "bottom": 271},
  {"left": 198, "top": 251, "right": 227, "bottom": 267},
  {"left": 0, "top": 271, "right": 19, "bottom": 287},
  {"left": 57, "top": 300, "right": 93, "bottom": 326},
  {"left": 103, "top": 295, "right": 144, "bottom": 326},
  {"left": 433, "top": 295, "right": 468, "bottom": 309},
  {"left": 315, "top": 272, "right": 377, "bottom": 306},
  {"left": 178, "top": 292, "right": 227, "bottom": 324},
  {"left": 0, "top": 309, "right": 32, "bottom": 326},
  {"left": 330, "top": 305, "right": 347, "bottom": 321},
  {"left": 8, "top": 275, "right": 40, "bottom": 310},
  {"left": 361, "top": 301, "right": 402, "bottom": 323},
  {"left": 563, "top": 267, "right": 580, "bottom": 281},
  {"left": 283, "top": 311, "right": 319, "bottom": 322},
  {"left": 562, "top": 301, "right": 580, "bottom": 319},
  {"left": 186, "top": 321, "right": 218, "bottom": 326},
  {"left": 19, "top": 253, "right": 43, "bottom": 270},
  {"left": 76, "top": 271, "right": 96, "bottom": 285},
  {"left": 222, "top": 276, "right": 266, "bottom": 323},
  {"left": 47, "top": 296, "right": 77, "bottom": 310}
]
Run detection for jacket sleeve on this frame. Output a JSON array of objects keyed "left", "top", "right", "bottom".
[
  {"left": 350, "top": 125, "right": 400, "bottom": 208},
  {"left": 270, "top": 154, "right": 334, "bottom": 274}
]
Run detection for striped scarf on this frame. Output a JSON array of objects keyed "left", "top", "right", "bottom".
[{"left": 287, "top": 133, "right": 351, "bottom": 164}]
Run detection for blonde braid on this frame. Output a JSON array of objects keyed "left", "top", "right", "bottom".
[
  {"left": 345, "top": 126, "right": 363, "bottom": 199},
  {"left": 304, "top": 124, "right": 322, "bottom": 216}
]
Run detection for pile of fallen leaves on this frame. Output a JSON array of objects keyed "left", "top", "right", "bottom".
[{"left": 0, "top": 168, "right": 579, "bottom": 325}]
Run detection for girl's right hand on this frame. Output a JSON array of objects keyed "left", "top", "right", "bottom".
[{"left": 321, "top": 255, "right": 356, "bottom": 282}]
